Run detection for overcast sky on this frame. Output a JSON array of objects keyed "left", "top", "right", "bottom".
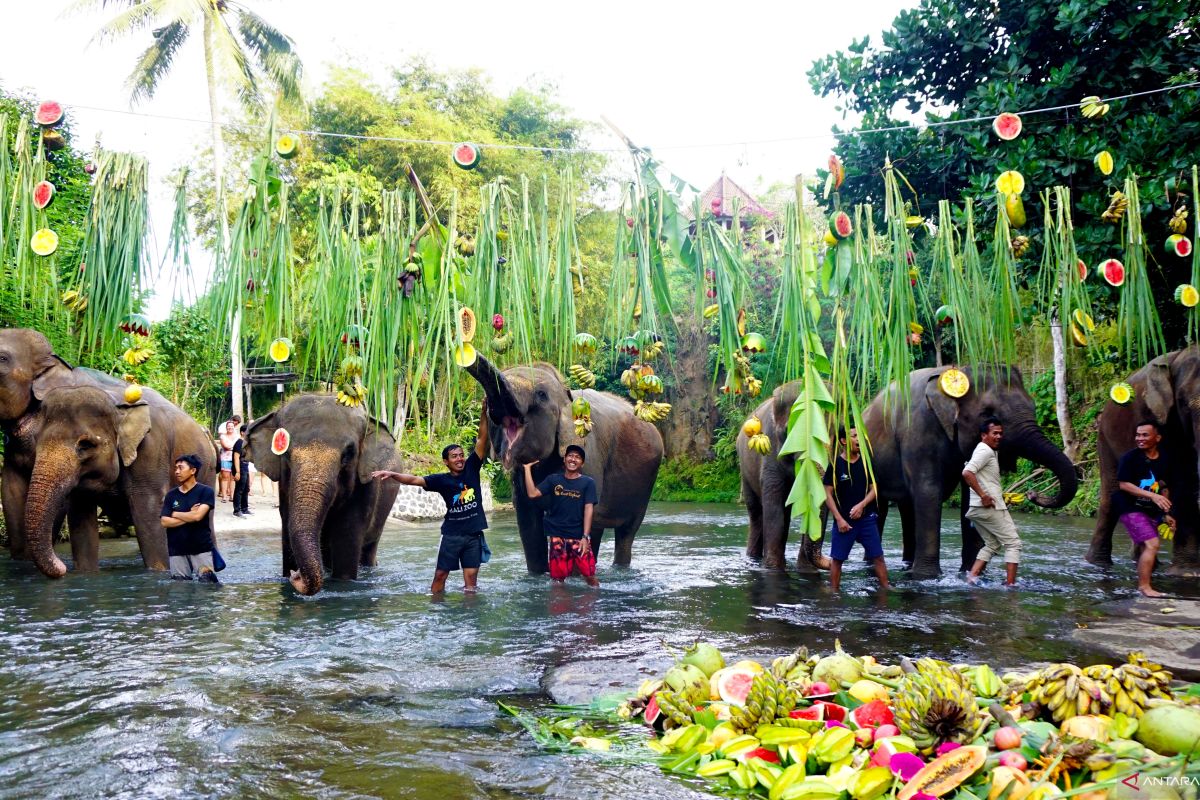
[{"left": 1, "top": 0, "right": 912, "bottom": 317}]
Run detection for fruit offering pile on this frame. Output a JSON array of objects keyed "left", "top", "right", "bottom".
[{"left": 510, "top": 642, "right": 1200, "bottom": 800}]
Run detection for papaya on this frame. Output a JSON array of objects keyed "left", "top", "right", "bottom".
[
  {"left": 458, "top": 307, "right": 477, "bottom": 343},
  {"left": 897, "top": 745, "right": 985, "bottom": 800}
]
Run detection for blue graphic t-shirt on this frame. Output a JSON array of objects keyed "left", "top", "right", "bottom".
[
  {"left": 1114, "top": 449, "right": 1169, "bottom": 516},
  {"left": 424, "top": 451, "right": 488, "bottom": 535}
]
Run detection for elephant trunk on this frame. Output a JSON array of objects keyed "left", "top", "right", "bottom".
[
  {"left": 285, "top": 451, "right": 337, "bottom": 595},
  {"left": 24, "top": 444, "right": 75, "bottom": 578},
  {"left": 464, "top": 354, "right": 524, "bottom": 468},
  {"left": 1008, "top": 420, "right": 1079, "bottom": 509}
]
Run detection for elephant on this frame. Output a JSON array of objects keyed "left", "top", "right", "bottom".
[
  {"left": 246, "top": 394, "right": 401, "bottom": 596},
  {"left": 463, "top": 354, "right": 663, "bottom": 573},
  {"left": 1086, "top": 347, "right": 1200, "bottom": 572},
  {"left": 863, "top": 364, "right": 1079, "bottom": 578},
  {"left": 1, "top": 328, "right": 216, "bottom": 572},
  {"left": 736, "top": 381, "right": 827, "bottom": 571},
  {"left": 21, "top": 383, "right": 217, "bottom": 578}
]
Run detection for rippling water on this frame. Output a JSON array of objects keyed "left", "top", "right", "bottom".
[{"left": 0, "top": 503, "right": 1191, "bottom": 798}]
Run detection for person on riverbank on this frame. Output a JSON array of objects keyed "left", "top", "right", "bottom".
[
  {"left": 522, "top": 445, "right": 599, "bottom": 587},
  {"left": 822, "top": 426, "right": 888, "bottom": 592},
  {"left": 160, "top": 454, "right": 218, "bottom": 583},
  {"left": 372, "top": 400, "right": 490, "bottom": 594},
  {"left": 216, "top": 419, "right": 239, "bottom": 503},
  {"left": 963, "top": 418, "right": 1021, "bottom": 587},
  {"left": 232, "top": 424, "right": 252, "bottom": 518},
  {"left": 1113, "top": 420, "right": 1175, "bottom": 598}
]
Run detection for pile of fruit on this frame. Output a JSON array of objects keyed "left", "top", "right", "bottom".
[{"left": 510, "top": 642, "right": 1200, "bottom": 799}]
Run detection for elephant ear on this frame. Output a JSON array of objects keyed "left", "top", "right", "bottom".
[
  {"left": 358, "top": 416, "right": 398, "bottom": 484},
  {"left": 247, "top": 412, "right": 282, "bottom": 481},
  {"left": 557, "top": 388, "right": 587, "bottom": 458},
  {"left": 116, "top": 402, "right": 152, "bottom": 467},
  {"left": 31, "top": 353, "right": 75, "bottom": 400},
  {"left": 772, "top": 382, "right": 799, "bottom": 434},
  {"left": 1142, "top": 354, "right": 1174, "bottom": 424},
  {"left": 925, "top": 371, "right": 960, "bottom": 442}
]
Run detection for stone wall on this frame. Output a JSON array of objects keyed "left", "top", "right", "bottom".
[{"left": 390, "top": 478, "right": 494, "bottom": 521}]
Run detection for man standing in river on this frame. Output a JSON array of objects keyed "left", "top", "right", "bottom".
[
  {"left": 522, "top": 445, "right": 599, "bottom": 587},
  {"left": 822, "top": 426, "right": 888, "bottom": 592},
  {"left": 1113, "top": 420, "right": 1174, "bottom": 597},
  {"left": 372, "top": 400, "right": 490, "bottom": 594},
  {"left": 160, "top": 454, "right": 218, "bottom": 583},
  {"left": 963, "top": 418, "right": 1022, "bottom": 587}
]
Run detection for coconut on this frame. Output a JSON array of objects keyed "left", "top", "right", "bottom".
[
  {"left": 680, "top": 642, "right": 725, "bottom": 677},
  {"left": 1135, "top": 704, "right": 1200, "bottom": 757},
  {"left": 811, "top": 641, "right": 863, "bottom": 687},
  {"left": 663, "top": 663, "right": 710, "bottom": 705}
]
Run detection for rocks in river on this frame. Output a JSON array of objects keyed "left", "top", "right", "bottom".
[{"left": 1071, "top": 597, "right": 1200, "bottom": 681}]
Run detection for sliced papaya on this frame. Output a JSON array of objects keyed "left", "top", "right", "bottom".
[
  {"left": 898, "top": 745, "right": 985, "bottom": 800},
  {"left": 458, "top": 306, "right": 477, "bottom": 342}
]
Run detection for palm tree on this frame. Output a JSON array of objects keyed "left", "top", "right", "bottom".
[{"left": 76, "top": 0, "right": 304, "bottom": 420}]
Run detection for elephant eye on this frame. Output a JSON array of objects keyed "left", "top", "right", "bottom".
[
  {"left": 76, "top": 437, "right": 97, "bottom": 454},
  {"left": 536, "top": 389, "right": 548, "bottom": 403},
  {"left": 342, "top": 445, "right": 355, "bottom": 463}
]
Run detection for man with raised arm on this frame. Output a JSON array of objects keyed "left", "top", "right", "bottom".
[{"left": 522, "top": 445, "right": 599, "bottom": 587}]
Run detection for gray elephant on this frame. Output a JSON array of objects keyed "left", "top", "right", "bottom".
[
  {"left": 463, "top": 355, "right": 663, "bottom": 573},
  {"left": 864, "top": 364, "right": 1079, "bottom": 578},
  {"left": 736, "top": 381, "right": 827, "bottom": 571},
  {"left": 1, "top": 328, "right": 216, "bottom": 573},
  {"left": 247, "top": 394, "right": 400, "bottom": 596},
  {"left": 20, "top": 383, "right": 217, "bottom": 578},
  {"left": 1086, "top": 347, "right": 1200, "bottom": 572}
]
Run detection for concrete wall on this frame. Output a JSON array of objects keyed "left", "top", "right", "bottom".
[{"left": 389, "top": 478, "right": 494, "bottom": 521}]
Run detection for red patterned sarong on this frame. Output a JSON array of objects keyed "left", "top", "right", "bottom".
[{"left": 548, "top": 536, "right": 596, "bottom": 580}]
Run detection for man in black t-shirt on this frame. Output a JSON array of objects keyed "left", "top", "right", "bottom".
[
  {"left": 232, "top": 424, "right": 252, "bottom": 517},
  {"left": 1112, "top": 420, "right": 1174, "bottom": 597},
  {"left": 374, "top": 400, "right": 490, "bottom": 593},
  {"left": 522, "top": 445, "right": 599, "bottom": 586},
  {"left": 160, "top": 454, "right": 218, "bottom": 583},
  {"left": 822, "top": 427, "right": 888, "bottom": 592}
]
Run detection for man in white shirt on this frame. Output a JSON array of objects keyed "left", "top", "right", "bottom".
[{"left": 963, "top": 418, "right": 1021, "bottom": 587}]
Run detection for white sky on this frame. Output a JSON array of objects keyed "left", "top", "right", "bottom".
[{"left": 0, "top": 0, "right": 912, "bottom": 317}]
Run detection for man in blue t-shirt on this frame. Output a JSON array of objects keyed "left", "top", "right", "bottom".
[
  {"left": 160, "top": 454, "right": 218, "bottom": 583},
  {"left": 374, "top": 400, "right": 490, "bottom": 594},
  {"left": 522, "top": 445, "right": 599, "bottom": 586}
]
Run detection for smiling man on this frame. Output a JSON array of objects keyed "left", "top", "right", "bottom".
[
  {"left": 522, "top": 445, "right": 599, "bottom": 587},
  {"left": 373, "top": 400, "right": 490, "bottom": 594}
]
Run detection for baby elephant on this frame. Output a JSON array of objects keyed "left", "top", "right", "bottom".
[{"left": 247, "top": 395, "right": 400, "bottom": 595}]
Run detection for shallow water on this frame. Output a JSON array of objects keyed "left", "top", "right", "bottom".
[{"left": 0, "top": 504, "right": 1192, "bottom": 798}]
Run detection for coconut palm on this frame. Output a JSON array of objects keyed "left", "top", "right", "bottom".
[{"left": 75, "top": 0, "right": 304, "bottom": 419}]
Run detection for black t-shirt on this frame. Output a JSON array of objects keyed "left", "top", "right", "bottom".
[
  {"left": 423, "top": 451, "right": 488, "bottom": 535},
  {"left": 822, "top": 455, "right": 877, "bottom": 519},
  {"left": 1113, "top": 449, "right": 1169, "bottom": 516},
  {"left": 232, "top": 439, "right": 250, "bottom": 478},
  {"left": 161, "top": 483, "right": 215, "bottom": 556},
  {"left": 536, "top": 473, "right": 598, "bottom": 539}
]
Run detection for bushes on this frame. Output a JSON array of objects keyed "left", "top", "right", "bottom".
[{"left": 651, "top": 455, "right": 742, "bottom": 503}]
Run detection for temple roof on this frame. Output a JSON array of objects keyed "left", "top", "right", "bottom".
[{"left": 685, "top": 173, "right": 769, "bottom": 219}]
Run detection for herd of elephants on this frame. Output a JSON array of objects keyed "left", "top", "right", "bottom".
[{"left": 1, "top": 327, "right": 1198, "bottom": 596}]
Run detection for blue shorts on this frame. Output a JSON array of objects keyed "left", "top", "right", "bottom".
[
  {"left": 436, "top": 531, "right": 484, "bottom": 572},
  {"left": 829, "top": 513, "right": 883, "bottom": 562},
  {"left": 220, "top": 459, "right": 233, "bottom": 471}
]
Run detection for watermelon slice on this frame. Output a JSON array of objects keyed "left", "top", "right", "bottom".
[
  {"left": 1176, "top": 284, "right": 1199, "bottom": 308},
  {"left": 270, "top": 428, "right": 291, "bottom": 456},
  {"left": 275, "top": 134, "right": 300, "bottom": 159},
  {"left": 452, "top": 142, "right": 481, "bottom": 170},
  {"left": 34, "top": 100, "right": 64, "bottom": 127},
  {"left": 992, "top": 112, "right": 1022, "bottom": 140},
  {"left": 848, "top": 700, "right": 895, "bottom": 730},
  {"left": 32, "top": 181, "right": 55, "bottom": 209},
  {"left": 1099, "top": 258, "right": 1125, "bottom": 287},
  {"left": 935, "top": 304, "right": 954, "bottom": 326},
  {"left": 1076, "top": 259, "right": 1088, "bottom": 281},
  {"left": 829, "top": 211, "right": 853, "bottom": 240},
  {"left": 814, "top": 701, "right": 847, "bottom": 722},
  {"left": 715, "top": 667, "right": 757, "bottom": 705},
  {"left": 118, "top": 313, "right": 152, "bottom": 336},
  {"left": 790, "top": 705, "right": 824, "bottom": 721},
  {"left": 1166, "top": 234, "right": 1192, "bottom": 257}
]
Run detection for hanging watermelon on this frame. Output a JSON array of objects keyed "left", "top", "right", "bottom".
[
  {"left": 452, "top": 142, "right": 481, "bottom": 170},
  {"left": 30, "top": 229, "right": 58, "bottom": 256},
  {"left": 275, "top": 134, "right": 300, "bottom": 159},
  {"left": 32, "top": 181, "right": 55, "bottom": 209},
  {"left": 1098, "top": 258, "right": 1125, "bottom": 287},
  {"left": 34, "top": 100, "right": 64, "bottom": 127},
  {"left": 270, "top": 428, "right": 291, "bottom": 456},
  {"left": 992, "top": 113, "right": 1022, "bottom": 140}
]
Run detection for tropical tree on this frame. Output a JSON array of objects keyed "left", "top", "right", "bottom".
[{"left": 76, "top": 0, "right": 304, "bottom": 419}]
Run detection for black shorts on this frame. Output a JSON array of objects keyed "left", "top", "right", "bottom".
[{"left": 436, "top": 531, "right": 483, "bottom": 571}]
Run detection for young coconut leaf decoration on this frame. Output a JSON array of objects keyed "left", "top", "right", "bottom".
[
  {"left": 164, "top": 167, "right": 197, "bottom": 305},
  {"left": 1036, "top": 187, "right": 1095, "bottom": 354},
  {"left": 1115, "top": 175, "right": 1165, "bottom": 367},
  {"left": 930, "top": 200, "right": 987, "bottom": 368},
  {"left": 1190, "top": 166, "right": 1200, "bottom": 344},
  {"left": 988, "top": 190, "right": 1024, "bottom": 370},
  {"left": 879, "top": 160, "right": 921, "bottom": 410},
  {"left": 6, "top": 115, "right": 58, "bottom": 311}
]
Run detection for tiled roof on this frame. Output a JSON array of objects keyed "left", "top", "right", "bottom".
[{"left": 684, "top": 173, "right": 769, "bottom": 219}]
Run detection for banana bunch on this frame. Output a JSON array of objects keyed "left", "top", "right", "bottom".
[
  {"left": 1011, "top": 235, "right": 1031, "bottom": 258},
  {"left": 340, "top": 354, "right": 364, "bottom": 379},
  {"left": 1002, "top": 492, "right": 1026, "bottom": 505},
  {"left": 641, "top": 340, "right": 665, "bottom": 360},
  {"left": 620, "top": 366, "right": 640, "bottom": 389},
  {"left": 633, "top": 401, "right": 672, "bottom": 422},
  {"left": 1101, "top": 190, "right": 1129, "bottom": 223},
  {"left": 747, "top": 433, "right": 772, "bottom": 455},
  {"left": 703, "top": 303, "right": 719, "bottom": 319},
  {"left": 336, "top": 381, "right": 367, "bottom": 407},
  {"left": 568, "top": 364, "right": 596, "bottom": 389},
  {"left": 770, "top": 646, "right": 809, "bottom": 681},
  {"left": 490, "top": 333, "right": 512, "bottom": 354},
  {"left": 729, "top": 670, "right": 802, "bottom": 733},
  {"left": 121, "top": 345, "right": 153, "bottom": 365},
  {"left": 1158, "top": 522, "right": 1174, "bottom": 541},
  {"left": 965, "top": 663, "right": 1004, "bottom": 698},
  {"left": 1080, "top": 95, "right": 1111, "bottom": 118},
  {"left": 1169, "top": 207, "right": 1190, "bottom": 234},
  {"left": 1105, "top": 654, "right": 1173, "bottom": 718},
  {"left": 60, "top": 289, "right": 90, "bottom": 313},
  {"left": 654, "top": 689, "right": 696, "bottom": 728},
  {"left": 744, "top": 376, "right": 763, "bottom": 397},
  {"left": 892, "top": 658, "right": 988, "bottom": 754}
]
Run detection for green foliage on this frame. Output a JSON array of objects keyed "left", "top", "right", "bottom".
[
  {"left": 149, "top": 305, "right": 228, "bottom": 421},
  {"left": 810, "top": 0, "right": 1200, "bottom": 345},
  {"left": 651, "top": 455, "right": 742, "bottom": 504}
]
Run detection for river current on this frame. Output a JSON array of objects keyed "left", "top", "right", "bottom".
[{"left": 0, "top": 503, "right": 1191, "bottom": 798}]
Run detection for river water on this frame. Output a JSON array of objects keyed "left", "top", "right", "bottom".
[{"left": 0, "top": 504, "right": 1193, "bottom": 798}]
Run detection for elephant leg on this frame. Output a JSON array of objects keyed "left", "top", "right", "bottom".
[
  {"left": 2, "top": 464, "right": 29, "bottom": 560},
  {"left": 1085, "top": 489, "right": 1119, "bottom": 566},
  {"left": 613, "top": 506, "right": 648, "bottom": 567},
  {"left": 127, "top": 480, "right": 169, "bottom": 571},
  {"left": 589, "top": 528, "right": 606, "bottom": 561},
  {"left": 908, "top": 489, "right": 944, "bottom": 579},
  {"left": 898, "top": 500, "right": 916, "bottom": 568},
  {"left": 513, "top": 493, "right": 549, "bottom": 574},
  {"left": 761, "top": 482, "right": 790, "bottom": 570},
  {"left": 360, "top": 537, "right": 380, "bottom": 567},
  {"left": 67, "top": 499, "right": 100, "bottom": 571},
  {"left": 796, "top": 531, "right": 826, "bottom": 573},
  {"left": 328, "top": 517, "right": 365, "bottom": 581},
  {"left": 959, "top": 481, "right": 983, "bottom": 573},
  {"left": 744, "top": 478, "right": 764, "bottom": 560}
]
